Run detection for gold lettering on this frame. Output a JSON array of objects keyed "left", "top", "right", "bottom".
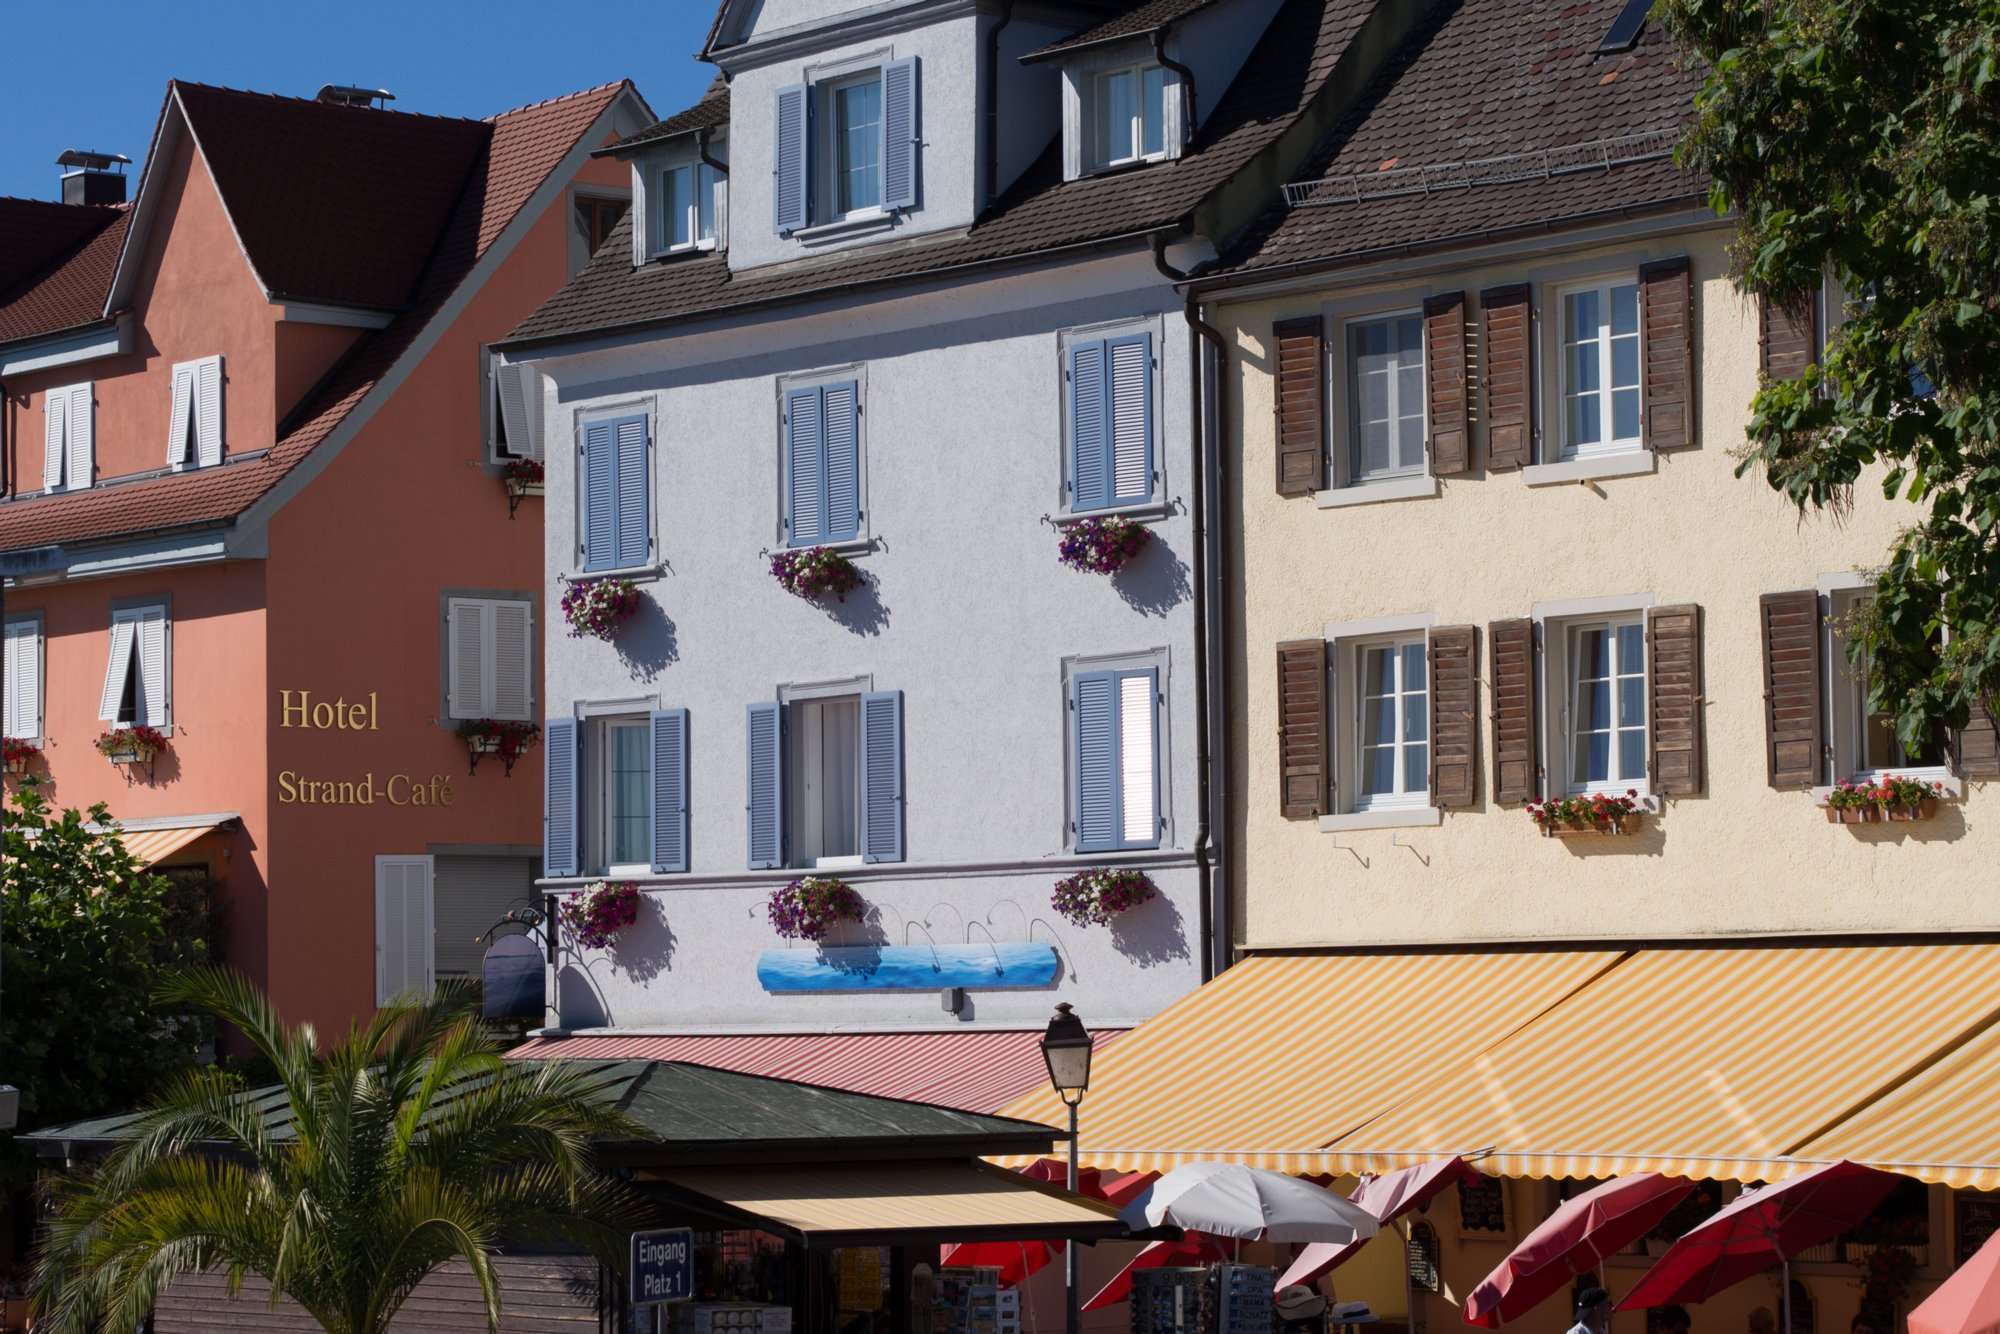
[
  {"left": 370, "top": 692, "right": 379, "bottom": 730},
  {"left": 437, "top": 776, "right": 454, "bottom": 808},
  {"left": 360, "top": 773, "right": 376, "bottom": 805},
  {"left": 278, "top": 770, "right": 297, "bottom": 803},
  {"left": 387, "top": 773, "right": 409, "bottom": 806},
  {"left": 281, "top": 692, "right": 309, "bottom": 729},
  {"left": 347, "top": 702, "right": 367, "bottom": 730},
  {"left": 311, "top": 702, "right": 335, "bottom": 729}
]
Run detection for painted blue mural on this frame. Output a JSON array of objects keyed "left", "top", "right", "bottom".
[{"left": 756, "top": 942, "right": 1062, "bottom": 993}]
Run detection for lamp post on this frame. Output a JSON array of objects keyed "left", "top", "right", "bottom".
[{"left": 1040, "top": 1002, "right": 1093, "bottom": 1334}]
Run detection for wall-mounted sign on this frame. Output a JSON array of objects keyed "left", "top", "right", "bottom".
[
  {"left": 279, "top": 690, "right": 380, "bottom": 731},
  {"left": 756, "top": 943, "right": 1061, "bottom": 993},
  {"left": 482, "top": 933, "right": 544, "bottom": 1021},
  {"left": 631, "top": 1228, "right": 694, "bottom": 1307},
  {"left": 277, "top": 771, "right": 455, "bottom": 806}
]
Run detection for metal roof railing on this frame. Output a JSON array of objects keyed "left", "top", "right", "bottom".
[{"left": 1281, "top": 128, "right": 1681, "bottom": 209}]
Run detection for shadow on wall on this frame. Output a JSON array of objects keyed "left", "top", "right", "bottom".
[
  {"left": 555, "top": 963, "right": 609, "bottom": 1029},
  {"left": 552, "top": 901, "right": 678, "bottom": 1026},
  {"left": 823, "top": 572, "right": 890, "bottom": 638},
  {"left": 1107, "top": 888, "right": 1190, "bottom": 967},
  {"left": 1116, "top": 535, "right": 1190, "bottom": 618},
  {"left": 615, "top": 595, "right": 679, "bottom": 684}
]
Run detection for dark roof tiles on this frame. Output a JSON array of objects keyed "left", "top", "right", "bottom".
[
  {"left": 1024, "top": 0, "right": 1219, "bottom": 60},
  {"left": 606, "top": 77, "right": 730, "bottom": 155}
]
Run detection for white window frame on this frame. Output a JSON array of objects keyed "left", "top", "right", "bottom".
[
  {"left": 594, "top": 714, "right": 653, "bottom": 877},
  {"left": 1345, "top": 635, "right": 1432, "bottom": 813},
  {"left": 1318, "top": 614, "right": 1444, "bottom": 832},
  {"left": 1060, "top": 43, "right": 1185, "bottom": 181},
  {"left": 1826, "top": 585, "right": 1952, "bottom": 786},
  {"left": 168, "top": 354, "right": 224, "bottom": 471},
  {"left": 791, "top": 693, "right": 866, "bottom": 870},
  {"left": 653, "top": 159, "right": 722, "bottom": 256},
  {"left": 99, "top": 600, "right": 171, "bottom": 733},
  {"left": 1090, "top": 61, "right": 1170, "bottom": 170},
  {"left": 484, "top": 350, "right": 543, "bottom": 464},
  {"left": 4, "top": 614, "right": 44, "bottom": 744},
  {"left": 1338, "top": 308, "right": 1428, "bottom": 487},
  {"left": 1552, "top": 276, "right": 1642, "bottom": 461},
  {"left": 818, "top": 69, "right": 886, "bottom": 223},
  {"left": 445, "top": 595, "right": 534, "bottom": 723}
]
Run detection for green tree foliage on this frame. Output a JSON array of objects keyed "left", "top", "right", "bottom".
[
  {"left": 1662, "top": 0, "right": 2000, "bottom": 749},
  {"left": 0, "top": 780, "right": 211, "bottom": 1160},
  {"left": 32, "top": 968, "right": 651, "bottom": 1334}
]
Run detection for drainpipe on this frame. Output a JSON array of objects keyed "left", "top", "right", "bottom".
[
  {"left": 695, "top": 127, "right": 729, "bottom": 178},
  {"left": 1150, "top": 30, "right": 1197, "bottom": 141},
  {"left": 1152, "top": 234, "right": 1231, "bottom": 982},
  {"left": 984, "top": 0, "right": 1016, "bottom": 207}
]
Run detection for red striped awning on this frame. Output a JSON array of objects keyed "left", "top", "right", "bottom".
[{"left": 508, "top": 1029, "right": 1125, "bottom": 1115}]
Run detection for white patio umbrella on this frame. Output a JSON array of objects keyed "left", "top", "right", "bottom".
[{"left": 1119, "top": 1162, "right": 1382, "bottom": 1244}]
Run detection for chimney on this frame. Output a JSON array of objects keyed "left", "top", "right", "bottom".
[
  {"left": 56, "top": 150, "right": 130, "bottom": 206},
  {"left": 316, "top": 85, "right": 395, "bottom": 110}
]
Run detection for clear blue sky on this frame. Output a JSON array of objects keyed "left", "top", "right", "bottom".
[{"left": 0, "top": 0, "right": 717, "bottom": 202}]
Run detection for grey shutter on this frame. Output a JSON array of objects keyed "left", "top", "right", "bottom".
[
  {"left": 859, "top": 690, "right": 904, "bottom": 863},
  {"left": 195, "top": 355, "right": 224, "bottom": 467},
  {"left": 544, "top": 718, "right": 578, "bottom": 877},
  {"left": 1069, "top": 340, "right": 1109, "bottom": 511},
  {"left": 650, "top": 708, "right": 689, "bottom": 874},
  {"left": 786, "top": 386, "right": 825, "bottom": 544},
  {"left": 491, "top": 601, "right": 532, "bottom": 722},
  {"left": 1429, "top": 625, "right": 1478, "bottom": 808},
  {"left": 1481, "top": 285, "right": 1533, "bottom": 470},
  {"left": 822, "top": 380, "right": 862, "bottom": 541},
  {"left": 773, "top": 83, "right": 810, "bottom": 233},
  {"left": 1760, "top": 590, "right": 1824, "bottom": 787},
  {"left": 447, "top": 599, "right": 486, "bottom": 719},
  {"left": 614, "top": 415, "right": 650, "bottom": 569},
  {"left": 746, "top": 701, "right": 784, "bottom": 869},
  {"left": 1639, "top": 256, "right": 1695, "bottom": 450},
  {"left": 881, "top": 58, "right": 919, "bottom": 211},
  {"left": 1073, "top": 671, "right": 1119, "bottom": 852},
  {"left": 1272, "top": 317, "right": 1325, "bottom": 495},
  {"left": 1107, "top": 334, "right": 1154, "bottom": 504},
  {"left": 66, "top": 383, "right": 92, "bottom": 489},
  {"left": 42, "top": 390, "right": 66, "bottom": 491},
  {"left": 1423, "top": 293, "right": 1470, "bottom": 476},
  {"left": 1647, "top": 603, "right": 1705, "bottom": 795},
  {"left": 1489, "top": 618, "right": 1537, "bottom": 805},
  {"left": 374, "top": 856, "right": 435, "bottom": 1005},
  {"left": 582, "top": 419, "right": 616, "bottom": 571},
  {"left": 495, "top": 362, "right": 538, "bottom": 461},
  {"left": 1276, "top": 640, "right": 1328, "bottom": 817}
]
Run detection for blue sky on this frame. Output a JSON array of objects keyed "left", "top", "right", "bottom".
[{"left": 0, "top": 1, "right": 717, "bottom": 202}]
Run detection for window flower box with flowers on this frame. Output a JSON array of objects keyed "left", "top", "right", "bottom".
[
  {"left": 1528, "top": 790, "right": 1643, "bottom": 837},
  {"left": 1057, "top": 514, "right": 1151, "bottom": 575},
  {"left": 561, "top": 577, "right": 643, "bottom": 641},
  {"left": 559, "top": 880, "right": 642, "bottom": 951},
  {"left": 1824, "top": 775, "right": 1945, "bottom": 824},
  {"left": 3, "top": 738, "right": 41, "bottom": 775},
  {"left": 771, "top": 546, "right": 863, "bottom": 602},
  {"left": 767, "top": 876, "right": 866, "bottom": 942},
  {"left": 502, "top": 457, "right": 544, "bottom": 518},
  {"left": 97, "top": 725, "right": 168, "bottom": 767},
  {"left": 455, "top": 719, "right": 540, "bottom": 778},
  {"left": 1051, "top": 867, "right": 1158, "bottom": 927}
]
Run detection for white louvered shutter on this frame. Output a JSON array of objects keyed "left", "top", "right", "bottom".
[
  {"left": 135, "top": 606, "right": 169, "bottom": 728},
  {"left": 629, "top": 161, "right": 650, "bottom": 266},
  {"left": 491, "top": 601, "right": 533, "bottom": 722},
  {"left": 99, "top": 615, "right": 138, "bottom": 721},
  {"left": 1119, "top": 671, "right": 1158, "bottom": 844},
  {"left": 447, "top": 599, "right": 487, "bottom": 719},
  {"left": 375, "top": 856, "right": 436, "bottom": 1005},
  {"left": 66, "top": 384, "right": 92, "bottom": 489},
  {"left": 195, "top": 356, "right": 224, "bottom": 467},
  {"left": 43, "top": 392, "right": 66, "bottom": 490},
  {"left": 5, "top": 622, "right": 40, "bottom": 740},
  {"left": 167, "top": 364, "right": 196, "bottom": 468}
]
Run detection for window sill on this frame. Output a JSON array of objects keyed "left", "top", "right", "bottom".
[
  {"left": 567, "top": 566, "right": 663, "bottom": 584},
  {"left": 1058, "top": 500, "right": 1168, "bottom": 526},
  {"left": 1813, "top": 774, "right": 1963, "bottom": 802},
  {"left": 787, "top": 536, "right": 875, "bottom": 556},
  {"left": 793, "top": 210, "right": 895, "bottom": 245},
  {"left": 1319, "top": 806, "right": 1442, "bottom": 833},
  {"left": 1523, "top": 450, "right": 1656, "bottom": 487},
  {"left": 1557, "top": 791, "right": 1660, "bottom": 812},
  {"left": 801, "top": 855, "right": 867, "bottom": 871},
  {"left": 1316, "top": 474, "right": 1439, "bottom": 509},
  {"left": 650, "top": 240, "right": 718, "bottom": 261}
]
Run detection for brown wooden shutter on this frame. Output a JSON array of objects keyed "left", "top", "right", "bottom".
[
  {"left": 1758, "top": 291, "right": 1819, "bottom": 382},
  {"left": 1647, "top": 603, "right": 1705, "bottom": 795},
  {"left": 1423, "top": 292, "right": 1469, "bottom": 476},
  {"left": 1955, "top": 692, "right": 2000, "bottom": 779},
  {"left": 1639, "top": 255, "right": 1695, "bottom": 451},
  {"left": 1759, "top": 590, "right": 1824, "bottom": 788},
  {"left": 1277, "top": 640, "right": 1329, "bottom": 817},
  {"left": 1273, "top": 317, "right": 1326, "bottom": 496},
  {"left": 1488, "top": 618, "right": 1537, "bottom": 805},
  {"left": 1429, "top": 625, "right": 1478, "bottom": 808},
  {"left": 1481, "top": 284, "right": 1532, "bottom": 470}
]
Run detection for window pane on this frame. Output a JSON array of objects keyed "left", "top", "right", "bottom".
[
  {"left": 1098, "top": 71, "right": 1135, "bottom": 162},
  {"left": 1618, "top": 622, "right": 1645, "bottom": 672},
  {"left": 1613, "top": 387, "right": 1641, "bottom": 441},
  {"left": 1577, "top": 730, "right": 1610, "bottom": 784},
  {"left": 1362, "top": 745, "right": 1395, "bottom": 797},
  {"left": 1619, "top": 729, "right": 1646, "bottom": 781},
  {"left": 1361, "top": 645, "right": 1393, "bottom": 698},
  {"left": 664, "top": 165, "right": 692, "bottom": 248},
  {"left": 1576, "top": 627, "right": 1609, "bottom": 680},
  {"left": 1350, "top": 315, "right": 1424, "bottom": 481},
  {"left": 1404, "top": 743, "right": 1429, "bottom": 793},
  {"left": 1618, "top": 676, "right": 1645, "bottom": 729},
  {"left": 610, "top": 723, "right": 651, "bottom": 865},
  {"left": 834, "top": 79, "right": 882, "bottom": 212},
  {"left": 1402, "top": 641, "right": 1427, "bottom": 692},
  {"left": 1362, "top": 697, "right": 1394, "bottom": 747},
  {"left": 1610, "top": 283, "right": 1638, "bottom": 336},
  {"left": 1565, "top": 290, "right": 1600, "bottom": 344},
  {"left": 1141, "top": 66, "right": 1167, "bottom": 156},
  {"left": 697, "top": 164, "right": 717, "bottom": 241}
]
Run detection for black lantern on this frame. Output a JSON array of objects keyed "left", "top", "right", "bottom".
[{"left": 1040, "top": 1003, "right": 1092, "bottom": 1106}]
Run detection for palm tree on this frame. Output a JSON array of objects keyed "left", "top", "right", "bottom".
[{"left": 32, "top": 967, "right": 652, "bottom": 1334}]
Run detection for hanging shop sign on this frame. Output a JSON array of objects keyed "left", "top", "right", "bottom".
[
  {"left": 482, "top": 932, "right": 545, "bottom": 1021},
  {"left": 631, "top": 1228, "right": 695, "bottom": 1307}
]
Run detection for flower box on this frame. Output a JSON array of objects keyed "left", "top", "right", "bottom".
[
  {"left": 1824, "top": 775, "right": 1946, "bottom": 824},
  {"left": 96, "top": 726, "right": 168, "bottom": 767},
  {"left": 4, "top": 758, "right": 25, "bottom": 775},
  {"left": 456, "top": 719, "right": 540, "bottom": 777},
  {"left": 561, "top": 577, "right": 643, "bottom": 641},
  {"left": 508, "top": 481, "right": 546, "bottom": 497},
  {"left": 768, "top": 876, "right": 866, "bottom": 942},
  {"left": 1051, "top": 867, "right": 1159, "bottom": 927},
  {"left": 560, "top": 880, "right": 641, "bottom": 950},
  {"left": 1541, "top": 817, "right": 1639, "bottom": 838},
  {"left": 1057, "top": 514, "right": 1151, "bottom": 575},
  {"left": 467, "top": 735, "right": 501, "bottom": 755},
  {"left": 1885, "top": 799, "right": 1939, "bottom": 822},
  {"left": 771, "top": 546, "right": 863, "bottom": 602},
  {"left": 1527, "top": 790, "right": 1642, "bottom": 837},
  {"left": 1825, "top": 805, "right": 1881, "bottom": 824}
]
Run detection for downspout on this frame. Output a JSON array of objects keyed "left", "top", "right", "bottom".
[
  {"left": 1152, "top": 234, "right": 1231, "bottom": 982},
  {"left": 1150, "top": 30, "right": 1197, "bottom": 140},
  {"left": 984, "top": 0, "right": 1016, "bottom": 207},
  {"left": 695, "top": 127, "right": 729, "bottom": 178}
]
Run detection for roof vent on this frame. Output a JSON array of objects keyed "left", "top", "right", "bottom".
[
  {"left": 1598, "top": 0, "right": 1650, "bottom": 53},
  {"left": 316, "top": 85, "right": 395, "bottom": 109},
  {"left": 56, "top": 149, "right": 131, "bottom": 206}
]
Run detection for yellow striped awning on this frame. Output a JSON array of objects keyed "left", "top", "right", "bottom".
[
  {"left": 1335, "top": 942, "right": 2000, "bottom": 1183},
  {"left": 116, "top": 823, "right": 221, "bottom": 867},
  {"left": 641, "top": 1161, "right": 1128, "bottom": 1246},
  {"left": 1793, "top": 1010, "right": 2000, "bottom": 1189},
  {"left": 995, "top": 949, "right": 1625, "bottom": 1174}
]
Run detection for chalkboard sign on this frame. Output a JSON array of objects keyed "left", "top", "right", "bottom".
[
  {"left": 1457, "top": 1177, "right": 1508, "bottom": 1234},
  {"left": 1958, "top": 1191, "right": 2000, "bottom": 1268}
]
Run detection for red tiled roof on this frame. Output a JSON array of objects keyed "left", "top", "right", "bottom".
[
  {"left": 0, "top": 82, "right": 633, "bottom": 554},
  {"left": 0, "top": 202, "right": 128, "bottom": 344}
]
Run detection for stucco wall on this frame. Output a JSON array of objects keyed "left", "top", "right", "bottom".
[
  {"left": 534, "top": 248, "right": 1208, "bottom": 1030},
  {"left": 1220, "top": 221, "right": 1998, "bottom": 949}
]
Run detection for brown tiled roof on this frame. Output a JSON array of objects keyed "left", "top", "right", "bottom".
[
  {"left": 1212, "top": 0, "right": 1706, "bottom": 279},
  {"left": 0, "top": 203, "right": 128, "bottom": 344},
  {"left": 507, "top": 0, "right": 1376, "bottom": 347},
  {"left": 0, "top": 82, "right": 631, "bottom": 554},
  {"left": 606, "top": 77, "right": 729, "bottom": 155},
  {"left": 1023, "top": 0, "right": 1219, "bottom": 61}
]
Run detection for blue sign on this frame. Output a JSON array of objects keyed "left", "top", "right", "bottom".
[
  {"left": 630, "top": 1228, "right": 694, "bottom": 1307},
  {"left": 756, "top": 942, "right": 1062, "bottom": 993},
  {"left": 481, "top": 934, "right": 544, "bottom": 1020}
]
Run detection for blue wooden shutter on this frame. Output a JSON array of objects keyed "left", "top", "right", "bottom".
[
  {"left": 1107, "top": 333, "right": 1155, "bottom": 504},
  {"left": 545, "top": 717, "right": 578, "bottom": 877},
  {"left": 650, "top": 708, "right": 689, "bottom": 874},
  {"left": 859, "top": 690, "right": 904, "bottom": 863},
  {"left": 773, "top": 83, "right": 810, "bottom": 233},
  {"left": 786, "top": 387, "right": 824, "bottom": 547},
  {"left": 1069, "top": 340, "right": 1110, "bottom": 511},
  {"left": 1073, "top": 671, "right": 1120, "bottom": 852},
  {"left": 881, "top": 58, "right": 919, "bottom": 211},
  {"left": 582, "top": 419, "right": 616, "bottom": 571},
  {"left": 746, "top": 701, "right": 784, "bottom": 869},
  {"left": 822, "top": 380, "right": 861, "bottom": 542},
  {"left": 614, "top": 414, "right": 650, "bottom": 568}
]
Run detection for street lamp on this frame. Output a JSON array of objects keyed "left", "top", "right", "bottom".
[{"left": 1041, "top": 1003, "right": 1093, "bottom": 1334}]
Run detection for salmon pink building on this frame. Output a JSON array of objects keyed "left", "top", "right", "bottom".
[{"left": 0, "top": 79, "right": 651, "bottom": 1035}]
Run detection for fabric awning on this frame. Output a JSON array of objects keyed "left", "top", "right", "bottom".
[
  {"left": 1335, "top": 942, "right": 2000, "bottom": 1182},
  {"left": 509, "top": 1029, "right": 1124, "bottom": 1115},
  {"left": 116, "top": 822, "right": 223, "bottom": 867},
  {"left": 995, "top": 949, "right": 1625, "bottom": 1173},
  {"left": 641, "top": 1161, "right": 1131, "bottom": 1247}
]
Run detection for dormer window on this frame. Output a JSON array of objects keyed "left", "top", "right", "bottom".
[
  {"left": 659, "top": 161, "right": 722, "bottom": 252},
  {"left": 1094, "top": 63, "right": 1168, "bottom": 168},
  {"left": 772, "top": 57, "right": 918, "bottom": 235},
  {"left": 1059, "top": 46, "right": 1184, "bottom": 182}
]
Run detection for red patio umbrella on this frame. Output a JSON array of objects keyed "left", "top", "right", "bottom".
[
  {"left": 1466, "top": 1174, "right": 1695, "bottom": 1327},
  {"left": 1910, "top": 1227, "right": 2000, "bottom": 1334},
  {"left": 1617, "top": 1161, "right": 1903, "bottom": 1314},
  {"left": 1084, "top": 1234, "right": 1234, "bottom": 1311},
  {"left": 1277, "top": 1158, "right": 1474, "bottom": 1289}
]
